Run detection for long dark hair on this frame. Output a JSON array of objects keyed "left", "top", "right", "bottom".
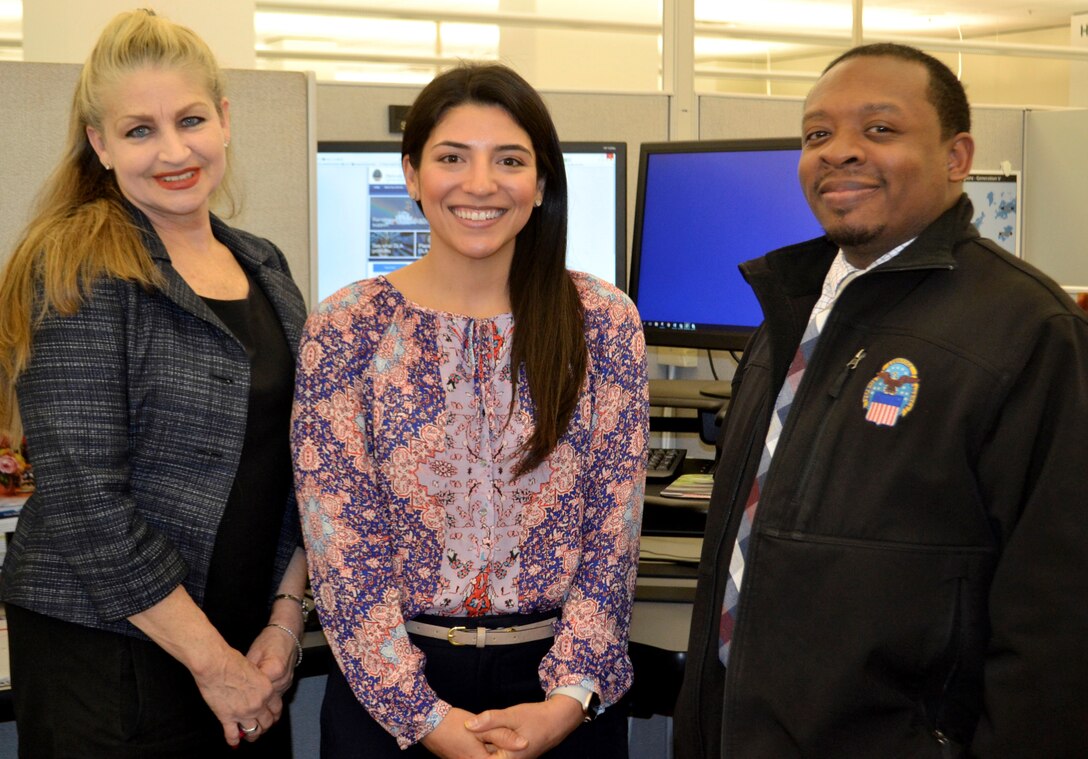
[{"left": 402, "top": 63, "right": 586, "bottom": 476}]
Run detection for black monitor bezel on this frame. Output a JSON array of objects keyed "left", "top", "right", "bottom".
[
  {"left": 315, "top": 139, "right": 627, "bottom": 292},
  {"left": 628, "top": 136, "right": 806, "bottom": 352}
]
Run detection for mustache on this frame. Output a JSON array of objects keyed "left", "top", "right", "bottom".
[{"left": 811, "top": 171, "right": 883, "bottom": 193}]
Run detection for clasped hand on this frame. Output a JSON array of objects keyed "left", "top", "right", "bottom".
[
  {"left": 194, "top": 645, "right": 284, "bottom": 747},
  {"left": 421, "top": 696, "right": 585, "bottom": 759}
]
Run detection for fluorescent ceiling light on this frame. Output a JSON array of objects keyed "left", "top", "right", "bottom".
[
  {"left": 695, "top": 1, "right": 975, "bottom": 35},
  {"left": 256, "top": 11, "right": 499, "bottom": 57}
]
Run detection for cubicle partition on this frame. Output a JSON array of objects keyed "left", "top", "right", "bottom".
[
  {"left": 0, "top": 64, "right": 316, "bottom": 749},
  {"left": 0, "top": 63, "right": 1051, "bottom": 758},
  {"left": 0, "top": 62, "right": 80, "bottom": 267},
  {"left": 1024, "top": 108, "right": 1088, "bottom": 288},
  {"left": 698, "top": 93, "right": 1025, "bottom": 173},
  {"left": 317, "top": 80, "right": 670, "bottom": 289},
  {"left": 3, "top": 66, "right": 1042, "bottom": 317},
  {"left": 0, "top": 62, "right": 315, "bottom": 306}
]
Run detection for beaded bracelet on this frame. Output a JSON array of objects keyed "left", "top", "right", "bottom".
[{"left": 266, "top": 623, "right": 303, "bottom": 668}]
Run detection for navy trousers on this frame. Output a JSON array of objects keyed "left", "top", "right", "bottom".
[{"left": 320, "top": 613, "right": 629, "bottom": 758}]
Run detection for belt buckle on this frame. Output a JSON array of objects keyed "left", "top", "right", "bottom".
[{"left": 446, "top": 625, "right": 468, "bottom": 646}]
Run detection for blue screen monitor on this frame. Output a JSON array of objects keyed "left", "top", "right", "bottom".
[
  {"left": 315, "top": 141, "right": 626, "bottom": 303},
  {"left": 628, "top": 138, "right": 826, "bottom": 352}
]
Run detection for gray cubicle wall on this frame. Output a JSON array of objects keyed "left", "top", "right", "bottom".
[
  {"left": 320, "top": 85, "right": 1029, "bottom": 284},
  {"left": 0, "top": 61, "right": 317, "bottom": 756},
  {"left": 698, "top": 93, "right": 804, "bottom": 140},
  {"left": 0, "top": 62, "right": 314, "bottom": 306},
  {"left": 317, "top": 80, "right": 670, "bottom": 282},
  {"left": 1024, "top": 109, "right": 1088, "bottom": 288},
  {"left": 316, "top": 80, "right": 670, "bottom": 204},
  {"left": 698, "top": 94, "right": 1025, "bottom": 175}
]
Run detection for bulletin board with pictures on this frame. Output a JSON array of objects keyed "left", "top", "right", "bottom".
[{"left": 964, "top": 171, "right": 1020, "bottom": 258}]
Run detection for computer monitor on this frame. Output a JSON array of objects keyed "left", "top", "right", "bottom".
[
  {"left": 628, "top": 138, "right": 825, "bottom": 352},
  {"left": 315, "top": 141, "right": 626, "bottom": 303}
]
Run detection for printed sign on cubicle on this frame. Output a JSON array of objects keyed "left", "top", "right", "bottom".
[{"left": 964, "top": 171, "right": 1021, "bottom": 258}]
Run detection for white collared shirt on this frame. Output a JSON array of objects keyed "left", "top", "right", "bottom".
[{"left": 811, "top": 239, "right": 914, "bottom": 331}]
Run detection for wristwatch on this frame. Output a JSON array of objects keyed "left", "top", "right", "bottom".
[
  {"left": 549, "top": 686, "right": 602, "bottom": 722},
  {"left": 576, "top": 690, "right": 602, "bottom": 723}
]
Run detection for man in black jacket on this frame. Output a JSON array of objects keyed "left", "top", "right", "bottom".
[{"left": 675, "top": 43, "right": 1088, "bottom": 758}]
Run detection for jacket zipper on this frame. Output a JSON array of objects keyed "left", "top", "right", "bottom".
[
  {"left": 932, "top": 576, "right": 966, "bottom": 751},
  {"left": 719, "top": 354, "right": 860, "bottom": 747},
  {"left": 787, "top": 348, "right": 866, "bottom": 525}
]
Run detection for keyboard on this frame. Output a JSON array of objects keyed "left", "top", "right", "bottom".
[{"left": 646, "top": 446, "right": 686, "bottom": 481}]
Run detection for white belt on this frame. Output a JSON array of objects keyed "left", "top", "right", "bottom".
[{"left": 404, "top": 618, "right": 556, "bottom": 648}]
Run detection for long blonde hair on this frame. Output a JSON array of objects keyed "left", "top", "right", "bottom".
[{"left": 0, "top": 9, "right": 233, "bottom": 431}]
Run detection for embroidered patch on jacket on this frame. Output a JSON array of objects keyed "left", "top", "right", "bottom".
[{"left": 862, "top": 358, "right": 919, "bottom": 427}]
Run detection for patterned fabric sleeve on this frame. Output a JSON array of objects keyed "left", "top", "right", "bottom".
[
  {"left": 291, "top": 286, "right": 450, "bottom": 748},
  {"left": 538, "top": 276, "right": 649, "bottom": 705}
]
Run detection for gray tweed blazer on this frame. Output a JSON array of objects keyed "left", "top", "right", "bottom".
[{"left": 0, "top": 205, "right": 307, "bottom": 636}]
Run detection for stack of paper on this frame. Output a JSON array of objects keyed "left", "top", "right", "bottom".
[{"left": 660, "top": 473, "right": 714, "bottom": 500}]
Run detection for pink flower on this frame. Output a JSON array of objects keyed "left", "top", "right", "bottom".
[{"left": 0, "top": 454, "right": 19, "bottom": 474}]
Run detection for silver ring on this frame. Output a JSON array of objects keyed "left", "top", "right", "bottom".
[{"left": 241, "top": 724, "right": 259, "bottom": 735}]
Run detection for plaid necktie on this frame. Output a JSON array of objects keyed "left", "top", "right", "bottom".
[
  {"left": 717, "top": 244, "right": 907, "bottom": 666},
  {"left": 719, "top": 313, "right": 824, "bottom": 666}
]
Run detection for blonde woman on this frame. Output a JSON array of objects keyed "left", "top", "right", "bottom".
[{"left": 0, "top": 10, "right": 307, "bottom": 757}]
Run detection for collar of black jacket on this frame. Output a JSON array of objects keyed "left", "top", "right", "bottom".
[{"left": 741, "top": 193, "right": 979, "bottom": 300}]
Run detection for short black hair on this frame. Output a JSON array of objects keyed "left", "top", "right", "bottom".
[{"left": 824, "top": 42, "right": 970, "bottom": 138}]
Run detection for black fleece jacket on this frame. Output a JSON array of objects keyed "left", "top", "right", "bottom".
[{"left": 675, "top": 197, "right": 1088, "bottom": 759}]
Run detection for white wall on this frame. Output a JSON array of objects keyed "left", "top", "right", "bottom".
[{"left": 22, "top": 0, "right": 256, "bottom": 68}]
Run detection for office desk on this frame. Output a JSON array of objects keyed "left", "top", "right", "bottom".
[
  {"left": 643, "top": 457, "right": 713, "bottom": 537},
  {"left": 290, "top": 538, "right": 698, "bottom": 724},
  {"left": 0, "top": 495, "right": 23, "bottom": 714},
  {"left": 0, "top": 487, "right": 706, "bottom": 722},
  {"left": 633, "top": 536, "right": 699, "bottom": 647},
  {"left": 0, "top": 496, "right": 25, "bottom": 537},
  {"left": 293, "top": 550, "right": 698, "bottom": 671},
  {"left": 649, "top": 379, "right": 730, "bottom": 442},
  {"left": 649, "top": 379, "right": 731, "bottom": 410}
]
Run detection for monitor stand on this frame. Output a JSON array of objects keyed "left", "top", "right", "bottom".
[
  {"left": 698, "top": 382, "right": 731, "bottom": 400},
  {"left": 649, "top": 379, "right": 730, "bottom": 409}
]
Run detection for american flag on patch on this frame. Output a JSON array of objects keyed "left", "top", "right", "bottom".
[{"left": 865, "top": 392, "right": 904, "bottom": 426}]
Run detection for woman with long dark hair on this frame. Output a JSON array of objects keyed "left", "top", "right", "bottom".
[{"left": 293, "top": 63, "right": 648, "bottom": 758}]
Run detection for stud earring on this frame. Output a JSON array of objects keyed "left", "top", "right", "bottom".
[
  {"left": 534, "top": 196, "right": 543, "bottom": 207},
  {"left": 224, "top": 140, "right": 230, "bottom": 149},
  {"left": 103, "top": 163, "right": 112, "bottom": 171}
]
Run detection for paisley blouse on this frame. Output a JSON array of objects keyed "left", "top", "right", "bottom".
[{"left": 292, "top": 273, "right": 648, "bottom": 747}]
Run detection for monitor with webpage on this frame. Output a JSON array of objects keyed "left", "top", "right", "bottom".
[
  {"left": 315, "top": 141, "right": 627, "bottom": 303},
  {"left": 628, "top": 137, "right": 825, "bottom": 352}
]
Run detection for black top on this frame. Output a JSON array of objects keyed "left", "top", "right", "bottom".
[{"left": 201, "top": 274, "right": 295, "bottom": 651}]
